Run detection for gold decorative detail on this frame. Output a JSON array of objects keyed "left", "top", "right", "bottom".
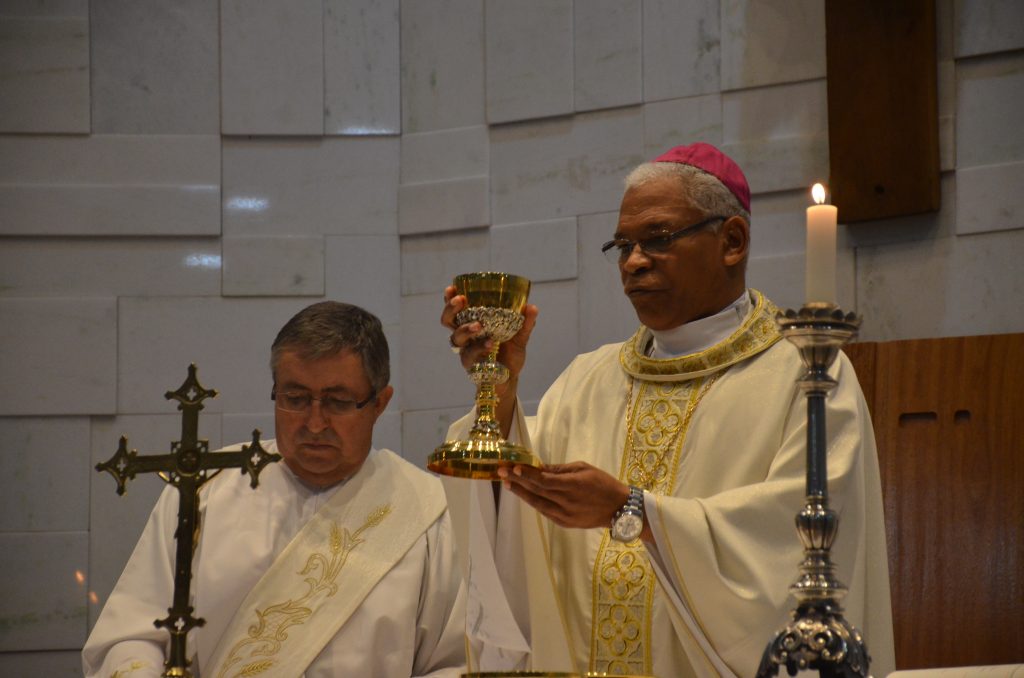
[
  {"left": 110, "top": 660, "right": 149, "bottom": 678},
  {"left": 239, "top": 659, "right": 275, "bottom": 676},
  {"left": 619, "top": 290, "right": 782, "bottom": 381},
  {"left": 215, "top": 504, "right": 393, "bottom": 678},
  {"left": 590, "top": 374, "right": 719, "bottom": 674}
]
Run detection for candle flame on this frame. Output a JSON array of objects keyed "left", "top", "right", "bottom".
[
  {"left": 74, "top": 570, "right": 85, "bottom": 585},
  {"left": 812, "top": 183, "right": 826, "bottom": 205}
]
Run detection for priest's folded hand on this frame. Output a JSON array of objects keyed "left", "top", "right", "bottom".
[{"left": 498, "top": 461, "right": 632, "bottom": 530}]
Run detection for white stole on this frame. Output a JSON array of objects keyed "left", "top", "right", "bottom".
[{"left": 206, "top": 450, "right": 447, "bottom": 678}]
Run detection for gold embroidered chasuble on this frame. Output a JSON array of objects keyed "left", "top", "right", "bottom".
[
  {"left": 206, "top": 449, "right": 447, "bottom": 677},
  {"left": 455, "top": 289, "right": 895, "bottom": 677}
]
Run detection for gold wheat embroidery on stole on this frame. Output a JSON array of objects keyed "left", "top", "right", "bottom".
[
  {"left": 215, "top": 504, "right": 392, "bottom": 678},
  {"left": 110, "top": 660, "right": 149, "bottom": 678},
  {"left": 589, "top": 376, "right": 718, "bottom": 675}
]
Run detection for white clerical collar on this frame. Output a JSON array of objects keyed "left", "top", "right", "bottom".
[{"left": 649, "top": 290, "right": 752, "bottom": 359}]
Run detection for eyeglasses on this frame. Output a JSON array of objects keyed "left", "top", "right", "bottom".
[
  {"left": 600, "top": 216, "right": 727, "bottom": 263},
  {"left": 271, "top": 387, "right": 376, "bottom": 416}
]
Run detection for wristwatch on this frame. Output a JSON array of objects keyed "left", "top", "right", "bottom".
[{"left": 610, "top": 485, "right": 645, "bottom": 542}]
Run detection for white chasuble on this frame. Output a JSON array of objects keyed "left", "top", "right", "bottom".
[
  {"left": 451, "top": 290, "right": 895, "bottom": 678},
  {"left": 84, "top": 445, "right": 466, "bottom": 678}
]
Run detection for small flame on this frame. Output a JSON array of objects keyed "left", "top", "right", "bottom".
[
  {"left": 74, "top": 570, "right": 85, "bottom": 585},
  {"left": 812, "top": 183, "right": 826, "bottom": 205},
  {"left": 89, "top": 591, "right": 99, "bottom": 605}
]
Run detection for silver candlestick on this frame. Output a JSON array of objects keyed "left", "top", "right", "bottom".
[{"left": 756, "top": 303, "right": 871, "bottom": 678}]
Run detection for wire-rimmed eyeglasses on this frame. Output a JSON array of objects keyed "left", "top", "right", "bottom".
[
  {"left": 600, "top": 215, "right": 727, "bottom": 263},
  {"left": 271, "top": 387, "right": 376, "bottom": 416}
]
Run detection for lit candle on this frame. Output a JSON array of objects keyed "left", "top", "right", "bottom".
[{"left": 805, "top": 183, "right": 837, "bottom": 305}]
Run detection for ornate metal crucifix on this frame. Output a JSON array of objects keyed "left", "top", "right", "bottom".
[{"left": 96, "top": 364, "right": 281, "bottom": 678}]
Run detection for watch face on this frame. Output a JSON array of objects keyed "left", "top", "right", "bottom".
[{"left": 613, "top": 512, "right": 643, "bottom": 542}]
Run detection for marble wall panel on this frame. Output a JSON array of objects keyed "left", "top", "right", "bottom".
[
  {"left": 746, "top": 252, "right": 840, "bottom": 313},
  {"left": 954, "top": 0, "right": 1024, "bottom": 58},
  {"left": 117, "top": 297, "right": 315, "bottom": 414},
  {"left": 0, "top": 238, "right": 221, "bottom": 298},
  {"left": 400, "top": 0, "right": 485, "bottom": 133},
  {"left": 490, "top": 107, "right": 644, "bottom": 225},
  {"left": 748, "top": 248, "right": 855, "bottom": 319},
  {"left": 324, "top": 0, "right": 400, "bottom": 135},
  {"left": 88, "top": 413, "right": 222, "bottom": 630},
  {"left": 955, "top": 161, "right": 1024, "bottom": 235},
  {"left": 325, "top": 235, "right": 401, "bottom": 325},
  {"left": 720, "top": 0, "right": 826, "bottom": 91},
  {"left": 222, "top": 413, "right": 275, "bottom": 450},
  {"left": 748, "top": 189, "right": 810, "bottom": 258},
  {"left": 721, "top": 135, "right": 829, "bottom": 196},
  {"left": 938, "top": 60, "right": 957, "bottom": 171},
  {"left": 222, "top": 235, "right": 325, "bottom": 297},
  {"left": 746, "top": 251, "right": 804, "bottom": 312},
  {"left": 0, "top": 298, "right": 116, "bottom": 416},
  {"left": 490, "top": 218, "right": 577, "bottom": 283},
  {"left": 643, "top": 95, "right": 723, "bottom": 159},
  {"left": 845, "top": 174, "right": 958, "bottom": 249},
  {"left": 642, "top": 0, "right": 720, "bottom": 102},
  {"left": 0, "top": 135, "right": 220, "bottom": 236},
  {"left": 90, "top": 0, "right": 219, "bottom": 134},
  {"left": 0, "top": 3, "right": 89, "bottom": 133},
  {"left": 399, "top": 293, "right": 478, "bottom": 412},
  {"left": 574, "top": 0, "right": 642, "bottom": 112},
  {"left": 400, "top": 228, "right": 490, "bottom": 297},
  {"left": 400, "top": 126, "right": 489, "bottom": 184},
  {"left": 516, "top": 280, "right": 579, "bottom": 403},
  {"left": 398, "top": 177, "right": 490, "bottom": 235},
  {"left": 402, "top": 406, "right": 473, "bottom": 468},
  {"left": 856, "top": 229, "right": 1024, "bottom": 341},
  {"left": 0, "top": 417, "right": 90, "bottom": 532},
  {"left": 374, "top": 411, "right": 403, "bottom": 460},
  {"left": 382, "top": 322, "right": 403, "bottom": 415},
  {"left": 721, "top": 80, "right": 829, "bottom": 194},
  {"left": 220, "top": 0, "right": 323, "bottom": 135},
  {"left": 722, "top": 79, "right": 828, "bottom": 144},
  {"left": 222, "top": 137, "right": 399, "bottom": 236},
  {"left": 956, "top": 51, "right": 1024, "bottom": 168},
  {"left": 0, "top": 531, "right": 88, "bottom": 651},
  {"left": 577, "top": 212, "right": 640, "bottom": 353},
  {"left": 0, "top": 651, "right": 82, "bottom": 676},
  {"left": 485, "top": 0, "right": 573, "bottom": 124}
]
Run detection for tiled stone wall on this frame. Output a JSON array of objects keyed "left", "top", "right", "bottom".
[{"left": 1, "top": 0, "right": 1021, "bottom": 672}]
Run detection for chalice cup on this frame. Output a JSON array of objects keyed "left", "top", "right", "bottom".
[{"left": 428, "top": 272, "right": 542, "bottom": 480}]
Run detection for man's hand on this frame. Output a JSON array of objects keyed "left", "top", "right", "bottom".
[{"left": 498, "top": 462, "right": 653, "bottom": 542}]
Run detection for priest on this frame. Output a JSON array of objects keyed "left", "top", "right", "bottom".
[
  {"left": 85, "top": 302, "right": 466, "bottom": 677},
  {"left": 442, "top": 143, "right": 895, "bottom": 677}
]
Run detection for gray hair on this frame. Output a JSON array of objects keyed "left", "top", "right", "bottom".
[
  {"left": 624, "top": 162, "right": 751, "bottom": 226},
  {"left": 270, "top": 302, "right": 390, "bottom": 393}
]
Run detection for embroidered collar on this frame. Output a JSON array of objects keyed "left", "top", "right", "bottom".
[{"left": 619, "top": 289, "right": 782, "bottom": 381}]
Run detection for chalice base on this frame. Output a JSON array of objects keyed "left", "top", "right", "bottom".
[{"left": 428, "top": 438, "right": 541, "bottom": 480}]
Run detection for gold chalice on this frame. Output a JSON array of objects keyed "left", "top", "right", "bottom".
[{"left": 429, "top": 272, "right": 542, "bottom": 480}]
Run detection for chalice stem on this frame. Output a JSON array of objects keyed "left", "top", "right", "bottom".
[{"left": 470, "top": 343, "right": 504, "bottom": 441}]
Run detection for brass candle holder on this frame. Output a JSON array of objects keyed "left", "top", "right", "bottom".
[
  {"left": 756, "top": 303, "right": 870, "bottom": 678},
  {"left": 429, "top": 272, "right": 542, "bottom": 480}
]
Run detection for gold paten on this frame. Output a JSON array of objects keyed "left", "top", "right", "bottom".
[{"left": 429, "top": 272, "right": 542, "bottom": 480}]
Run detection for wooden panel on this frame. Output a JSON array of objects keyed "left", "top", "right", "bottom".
[
  {"left": 843, "top": 342, "right": 878, "bottom": 417},
  {"left": 824, "top": 0, "right": 940, "bottom": 222},
  {"left": 872, "top": 334, "right": 1024, "bottom": 669}
]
